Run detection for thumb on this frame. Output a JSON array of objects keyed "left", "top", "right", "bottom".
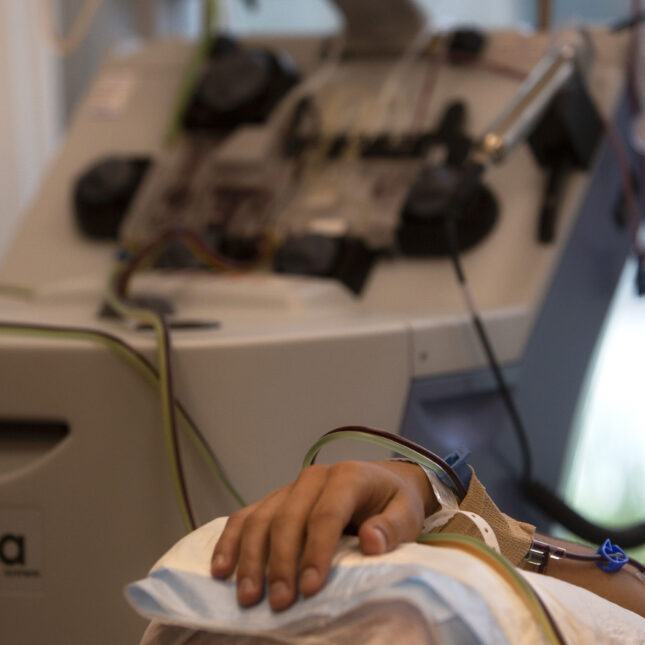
[{"left": 358, "top": 491, "right": 424, "bottom": 556}]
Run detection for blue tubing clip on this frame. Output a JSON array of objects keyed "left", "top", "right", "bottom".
[
  {"left": 596, "top": 539, "right": 629, "bottom": 573},
  {"left": 439, "top": 449, "right": 472, "bottom": 492}
]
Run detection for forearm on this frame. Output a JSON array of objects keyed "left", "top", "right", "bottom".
[
  {"left": 524, "top": 533, "right": 645, "bottom": 618},
  {"left": 212, "top": 457, "right": 645, "bottom": 618},
  {"left": 402, "top": 462, "right": 645, "bottom": 618}
]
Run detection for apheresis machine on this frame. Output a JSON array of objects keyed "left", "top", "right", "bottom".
[{"left": 0, "top": 1, "right": 642, "bottom": 642}]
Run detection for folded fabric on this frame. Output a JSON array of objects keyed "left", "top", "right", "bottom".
[
  {"left": 139, "top": 600, "right": 475, "bottom": 645},
  {"left": 127, "top": 517, "right": 645, "bottom": 644},
  {"left": 127, "top": 517, "right": 549, "bottom": 644}
]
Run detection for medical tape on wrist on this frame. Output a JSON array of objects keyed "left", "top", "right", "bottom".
[
  {"left": 436, "top": 469, "right": 536, "bottom": 566},
  {"left": 420, "top": 467, "right": 501, "bottom": 554}
]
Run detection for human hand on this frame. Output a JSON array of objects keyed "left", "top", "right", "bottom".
[{"left": 210, "top": 460, "right": 436, "bottom": 611}]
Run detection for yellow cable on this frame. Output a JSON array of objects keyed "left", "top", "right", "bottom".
[
  {"left": 0, "top": 319, "right": 246, "bottom": 524},
  {"left": 417, "top": 533, "right": 563, "bottom": 644},
  {"left": 105, "top": 266, "right": 194, "bottom": 530},
  {"left": 0, "top": 284, "right": 36, "bottom": 300}
]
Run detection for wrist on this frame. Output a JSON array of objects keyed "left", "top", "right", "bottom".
[{"left": 379, "top": 460, "right": 439, "bottom": 516}]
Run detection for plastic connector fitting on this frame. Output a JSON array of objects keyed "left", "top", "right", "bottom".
[{"left": 596, "top": 539, "right": 629, "bottom": 573}]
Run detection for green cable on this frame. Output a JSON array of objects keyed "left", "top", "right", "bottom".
[
  {"left": 105, "top": 266, "right": 194, "bottom": 530},
  {"left": 0, "top": 284, "right": 36, "bottom": 299},
  {"left": 0, "top": 321, "right": 246, "bottom": 514},
  {"left": 203, "top": 0, "right": 218, "bottom": 51},
  {"left": 302, "top": 430, "right": 563, "bottom": 642},
  {"left": 302, "top": 429, "right": 447, "bottom": 477},
  {"left": 164, "top": 0, "right": 219, "bottom": 145},
  {"left": 417, "top": 533, "right": 564, "bottom": 645}
]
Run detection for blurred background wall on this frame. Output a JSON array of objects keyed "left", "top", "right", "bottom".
[{"left": 0, "top": 1, "right": 60, "bottom": 259}]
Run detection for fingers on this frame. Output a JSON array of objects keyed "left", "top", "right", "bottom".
[
  {"left": 211, "top": 505, "right": 256, "bottom": 579},
  {"left": 234, "top": 489, "right": 290, "bottom": 606},
  {"left": 211, "top": 488, "right": 283, "bottom": 579},
  {"left": 211, "top": 487, "right": 287, "bottom": 606},
  {"left": 296, "top": 463, "right": 368, "bottom": 599},
  {"left": 212, "top": 466, "right": 333, "bottom": 609},
  {"left": 210, "top": 461, "right": 431, "bottom": 611},
  {"left": 264, "top": 466, "right": 331, "bottom": 609},
  {"left": 358, "top": 488, "right": 425, "bottom": 556}
]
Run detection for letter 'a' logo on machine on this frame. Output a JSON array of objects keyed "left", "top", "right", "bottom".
[
  {"left": 0, "top": 510, "right": 42, "bottom": 594},
  {"left": 0, "top": 534, "right": 26, "bottom": 566}
]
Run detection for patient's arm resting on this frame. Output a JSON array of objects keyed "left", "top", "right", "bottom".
[
  {"left": 211, "top": 459, "right": 645, "bottom": 618},
  {"left": 211, "top": 460, "right": 438, "bottom": 611}
]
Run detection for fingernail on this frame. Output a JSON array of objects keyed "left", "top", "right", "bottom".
[
  {"left": 238, "top": 577, "right": 257, "bottom": 603},
  {"left": 212, "top": 554, "right": 227, "bottom": 572},
  {"left": 269, "top": 580, "right": 291, "bottom": 608},
  {"left": 372, "top": 526, "right": 387, "bottom": 553},
  {"left": 299, "top": 567, "right": 320, "bottom": 595}
]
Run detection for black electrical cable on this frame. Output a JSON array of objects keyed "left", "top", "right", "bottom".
[
  {"left": 111, "top": 253, "right": 198, "bottom": 531},
  {"left": 158, "top": 313, "right": 198, "bottom": 530},
  {"left": 523, "top": 481, "right": 645, "bottom": 547},
  {"left": 109, "top": 226, "right": 273, "bottom": 529},
  {"left": 444, "top": 217, "right": 645, "bottom": 548},
  {"left": 611, "top": 11, "right": 645, "bottom": 32},
  {"left": 625, "top": 0, "right": 645, "bottom": 295},
  {"left": 445, "top": 218, "right": 533, "bottom": 484},
  {"left": 437, "top": 8, "right": 645, "bottom": 544}
]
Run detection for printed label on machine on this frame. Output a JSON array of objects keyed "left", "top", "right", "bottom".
[{"left": 0, "top": 509, "right": 43, "bottom": 595}]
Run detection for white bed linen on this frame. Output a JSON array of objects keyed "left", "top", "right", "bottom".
[{"left": 128, "top": 517, "right": 645, "bottom": 645}]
